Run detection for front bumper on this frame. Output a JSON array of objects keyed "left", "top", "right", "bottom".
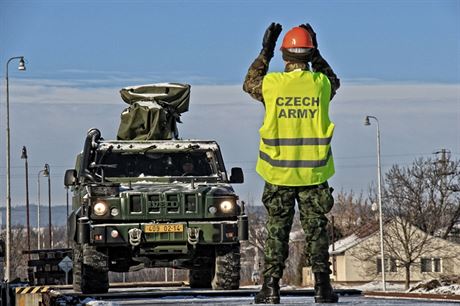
[{"left": 85, "top": 221, "right": 242, "bottom": 246}]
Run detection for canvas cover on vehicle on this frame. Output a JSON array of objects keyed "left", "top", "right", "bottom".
[{"left": 117, "top": 83, "right": 191, "bottom": 140}]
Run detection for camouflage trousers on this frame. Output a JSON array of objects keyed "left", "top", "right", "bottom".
[{"left": 261, "top": 181, "right": 334, "bottom": 278}]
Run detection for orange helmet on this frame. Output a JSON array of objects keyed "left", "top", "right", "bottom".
[{"left": 280, "top": 27, "right": 314, "bottom": 50}]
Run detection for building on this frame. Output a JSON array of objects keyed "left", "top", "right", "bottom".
[{"left": 302, "top": 218, "right": 460, "bottom": 286}]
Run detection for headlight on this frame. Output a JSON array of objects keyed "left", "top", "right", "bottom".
[
  {"left": 93, "top": 202, "right": 108, "bottom": 216},
  {"left": 208, "top": 206, "right": 217, "bottom": 214},
  {"left": 110, "top": 207, "right": 119, "bottom": 216},
  {"left": 219, "top": 200, "right": 234, "bottom": 213}
]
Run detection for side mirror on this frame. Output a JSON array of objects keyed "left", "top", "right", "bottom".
[
  {"left": 230, "top": 167, "right": 244, "bottom": 184},
  {"left": 64, "top": 169, "right": 78, "bottom": 187}
]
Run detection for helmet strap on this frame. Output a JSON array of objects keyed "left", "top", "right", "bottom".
[{"left": 282, "top": 48, "right": 314, "bottom": 64}]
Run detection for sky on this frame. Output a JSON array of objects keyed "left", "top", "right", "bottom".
[{"left": 0, "top": 0, "right": 459, "bottom": 218}]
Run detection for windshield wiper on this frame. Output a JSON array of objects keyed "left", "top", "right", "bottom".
[{"left": 89, "top": 162, "right": 118, "bottom": 183}]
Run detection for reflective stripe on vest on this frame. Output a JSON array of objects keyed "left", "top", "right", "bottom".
[
  {"left": 259, "top": 148, "right": 332, "bottom": 168},
  {"left": 262, "top": 137, "right": 332, "bottom": 146},
  {"left": 256, "top": 70, "right": 335, "bottom": 186}
]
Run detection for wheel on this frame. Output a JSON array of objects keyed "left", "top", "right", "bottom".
[
  {"left": 188, "top": 246, "right": 216, "bottom": 289},
  {"left": 212, "top": 244, "right": 241, "bottom": 290},
  {"left": 73, "top": 243, "right": 109, "bottom": 294},
  {"left": 189, "top": 267, "right": 214, "bottom": 288}
]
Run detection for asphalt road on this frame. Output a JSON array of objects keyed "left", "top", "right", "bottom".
[
  {"left": 84, "top": 295, "right": 460, "bottom": 305},
  {"left": 79, "top": 290, "right": 460, "bottom": 306},
  {"left": 51, "top": 285, "right": 458, "bottom": 305}
]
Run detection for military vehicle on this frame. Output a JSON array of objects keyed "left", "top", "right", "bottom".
[{"left": 64, "top": 83, "right": 248, "bottom": 294}]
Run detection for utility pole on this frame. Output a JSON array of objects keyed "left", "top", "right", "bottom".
[
  {"left": 434, "top": 149, "right": 451, "bottom": 173},
  {"left": 37, "top": 165, "right": 48, "bottom": 249},
  {"left": 66, "top": 186, "right": 70, "bottom": 247},
  {"left": 434, "top": 149, "right": 452, "bottom": 194},
  {"left": 21, "top": 146, "right": 31, "bottom": 259},
  {"left": 45, "top": 164, "right": 52, "bottom": 249}
]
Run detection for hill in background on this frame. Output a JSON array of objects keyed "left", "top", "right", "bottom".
[{"left": 0, "top": 204, "right": 68, "bottom": 227}]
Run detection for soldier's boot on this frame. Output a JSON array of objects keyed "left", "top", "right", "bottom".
[
  {"left": 314, "top": 272, "right": 339, "bottom": 303},
  {"left": 254, "top": 276, "right": 280, "bottom": 304}
]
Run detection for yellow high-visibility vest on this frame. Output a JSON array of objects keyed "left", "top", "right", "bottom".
[{"left": 257, "top": 70, "right": 335, "bottom": 186}]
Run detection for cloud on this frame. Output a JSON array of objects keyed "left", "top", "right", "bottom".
[
  {"left": 7, "top": 78, "right": 459, "bottom": 107},
  {"left": 341, "top": 83, "right": 459, "bottom": 99},
  {"left": 0, "top": 79, "right": 458, "bottom": 206}
]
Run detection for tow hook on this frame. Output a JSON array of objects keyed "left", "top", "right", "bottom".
[
  {"left": 128, "top": 228, "right": 142, "bottom": 246},
  {"left": 187, "top": 227, "right": 200, "bottom": 245}
]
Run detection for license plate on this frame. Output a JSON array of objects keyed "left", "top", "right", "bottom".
[{"left": 144, "top": 224, "right": 184, "bottom": 233}]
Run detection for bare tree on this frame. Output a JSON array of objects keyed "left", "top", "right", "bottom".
[
  {"left": 382, "top": 156, "right": 460, "bottom": 289},
  {"left": 1, "top": 226, "right": 29, "bottom": 281},
  {"left": 329, "top": 190, "right": 376, "bottom": 238},
  {"left": 246, "top": 203, "right": 268, "bottom": 262},
  {"left": 240, "top": 202, "right": 267, "bottom": 284},
  {"left": 245, "top": 202, "right": 307, "bottom": 285},
  {"left": 284, "top": 214, "right": 306, "bottom": 286},
  {"left": 52, "top": 226, "right": 68, "bottom": 249},
  {"left": 384, "top": 156, "right": 460, "bottom": 238},
  {"left": 351, "top": 156, "right": 460, "bottom": 289}
]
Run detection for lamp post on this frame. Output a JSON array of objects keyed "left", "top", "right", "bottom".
[
  {"left": 21, "top": 146, "right": 31, "bottom": 259},
  {"left": 37, "top": 165, "right": 47, "bottom": 249},
  {"left": 65, "top": 186, "right": 70, "bottom": 247},
  {"left": 5, "top": 56, "right": 26, "bottom": 283},
  {"left": 364, "top": 115, "right": 386, "bottom": 291},
  {"left": 44, "top": 163, "right": 52, "bottom": 248}
]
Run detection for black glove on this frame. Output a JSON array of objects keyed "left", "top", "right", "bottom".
[
  {"left": 261, "top": 22, "right": 282, "bottom": 58},
  {"left": 299, "top": 23, "right": 318, "bottom": 49}
]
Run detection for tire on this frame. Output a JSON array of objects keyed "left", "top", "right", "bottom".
[
  {"left": 211, "top": 245, "right": 241, "bottom": 290},
  {"left": 189, "top": 267, "right": 214, "bottom": 288},
  {"left": 73, "top": 243, "right": 109, "bottom": 294}
]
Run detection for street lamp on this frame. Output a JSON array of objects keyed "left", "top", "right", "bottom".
[
  {"left": 5, "top": 56, "right": 26, "bottom": 283},
  {"left": 364, "top": 115, "right": 386, "bottom": 291},
  {"left": 21, "top": 146, "right": 31, "bottom": 259},
  {"left": 44, "top": 163, "right": 52, "bottom": 249},
  {"left": 65, "top": 186, "right": 70, "bottom": 247},
  {"left": 37, "top": 165, "right": 48, "bottom": 249}
]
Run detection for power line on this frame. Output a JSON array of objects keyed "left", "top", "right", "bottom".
[{"left": 224, "top": 152, "right": 442, "bottom": 164}]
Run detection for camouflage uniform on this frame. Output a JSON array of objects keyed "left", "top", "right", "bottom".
[
  {"left": 243, "top": 52, "right": 340, "bottom": 278},
  {"left": 261, "top": 182, "right": 334, "bottom": 277},
  {"left": 243, "top": 53, "right": 340, "bottom": 103}
]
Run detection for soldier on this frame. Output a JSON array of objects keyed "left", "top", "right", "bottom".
[
  {"left": 181, "top": 156, "right": 196, "bottom": 176},
  {"left": 243, "top": 22, "right": 340, "bottom": 304}
]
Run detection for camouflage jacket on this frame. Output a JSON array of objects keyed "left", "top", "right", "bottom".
[{"left": 242, "top": 51, "right": 340, "bottom": 103}]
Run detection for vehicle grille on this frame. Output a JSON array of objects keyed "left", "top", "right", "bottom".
[
  {"left": 130, "top": 195, "right": 142, "bottom": 213},
  {"left": 127, "top": 192, "right": 199, "bottom": 217},
  {"left": 185, "top": 194, "right": 197, "bottom": 213}
]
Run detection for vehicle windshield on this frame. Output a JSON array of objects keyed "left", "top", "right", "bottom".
[{"left": 95, "top": 150, "right": 216, "bottom": 178}]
